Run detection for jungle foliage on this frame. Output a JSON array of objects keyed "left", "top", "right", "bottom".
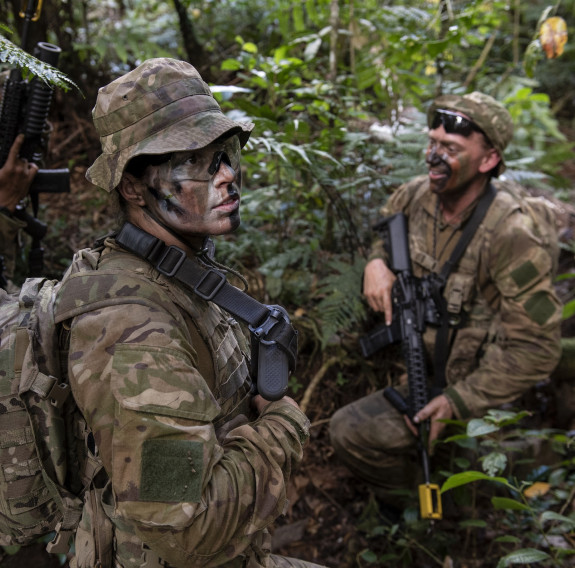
[{"left": 1, "top": 0, "right": 575, "bottom": 566}]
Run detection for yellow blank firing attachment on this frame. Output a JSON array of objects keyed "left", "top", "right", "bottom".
[{"left": 419, "top": 483, "right": 442, "bottom": 519}]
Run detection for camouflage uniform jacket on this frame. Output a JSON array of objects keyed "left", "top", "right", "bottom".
[
  {"left": 54, "top": 239, "right": 310, "bottom": 568},
  {"left": 368, "top": 176, "right": 562, "bottom": 419},
  {"left": 0, "top": 210, "right": 26, "bottom": 292}
]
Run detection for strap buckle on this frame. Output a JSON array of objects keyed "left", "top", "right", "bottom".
[
  {"left": 251, "top": 307, "right": 285, "bottom": 340},
  {"left": 47, "top": 379, "right": 71, "bottom": 408},
  {"left": 156, "top": 246, "right": 186, "bottom": 277},
  {"left": 194, "top": 269, "right": 226, "bottom": 301},
  {"left": 46, "top": 522, "right": 74, "bottom": 554}
]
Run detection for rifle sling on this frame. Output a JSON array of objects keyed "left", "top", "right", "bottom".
[
  {"left": 115, "top": 222, "right": 297, "bottom": 366},
  {"left": 433, "top": 183, "right": 497, "bottom": 388}
]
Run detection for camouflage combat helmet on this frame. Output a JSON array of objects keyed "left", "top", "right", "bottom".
[
  {"left": 427, "top": 91, "right": 513, "bottom": 176},
  {"left": 87, "top": 58, "right": 254, "bottom": 192}
]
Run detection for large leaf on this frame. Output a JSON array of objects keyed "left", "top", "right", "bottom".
[
  {"left": 496, "top": 548, "right": 551, "bottom": 568},
  {"left": 467, "top": 418, "right": 499, "bottom": 437},
  {"left": 0, "top": 35, "right": 76, "bottom": 91},
  {"left": 491, "top": 497, "right": 530, "bottom": 511},
  {"left": 441, "top": 471, "right": 509, "bottom": 493},
  {"left": 540, "top": 511, "right": 575, "bottom": 527}
]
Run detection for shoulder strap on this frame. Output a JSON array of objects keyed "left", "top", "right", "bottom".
[
  {"left": 438, "top": 183, "right": 497, "bottom": 282},
  {"left": 114, "top": 223, "right": 298, "bottom": 396},
  {"left": 433, "top": 183, "right": 497, "bottom": 389}
]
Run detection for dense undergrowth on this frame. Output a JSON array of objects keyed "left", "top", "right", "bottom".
[{"left": 2, "top": 1, "right": 575, "bottom": 566}]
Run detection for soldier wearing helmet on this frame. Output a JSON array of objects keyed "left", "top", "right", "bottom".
[
  {"left": 60, "top": 58, "right": 325, "bottom": 568},
  {"left": 330, "top": 92, "right": 562, "bottom": 514}
]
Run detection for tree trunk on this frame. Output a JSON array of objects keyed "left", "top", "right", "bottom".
[{"left": 171, "top": 0, "right": 211, "bottom": 80}]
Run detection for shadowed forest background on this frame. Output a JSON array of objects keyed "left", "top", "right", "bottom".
[{"left": 1, "top": 0, "right": 575, "bottom": 566}]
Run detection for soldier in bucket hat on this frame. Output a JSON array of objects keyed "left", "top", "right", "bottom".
[
  {"left": 330, "top": 92, "right": 562, "bottom": 515},
  {"left": 58, "top": 59, "right": 326, "bottom": 568}
]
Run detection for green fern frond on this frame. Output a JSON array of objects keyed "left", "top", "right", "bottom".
[
  {"left": 0, "top": 34, "right": 77, "bottom": 92},
  {"left": 314, "top": 257, "right": 368, "bottom": 348}
]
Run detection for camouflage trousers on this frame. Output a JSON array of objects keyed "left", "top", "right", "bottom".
[{"left": 329, "top": 385, "right": 422, "bottom": 508}]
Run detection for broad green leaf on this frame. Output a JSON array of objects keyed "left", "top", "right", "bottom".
[
  {"left": 556, "top": 272, "right": 575, "bottom": 281},
  {"left": 467, "top": 418, "right": 499, "bottom": 437},
  {"left": 482, "top": 452, "right": 507, "bottom": 477},
  {"left": 563, "top": 299, "right": 575, "bottom": 320},
  {"left": 243, "top": 42, "right": 258, "bottom": 54},
  {"left": 459, "top": 519, "right": 488, "bottom": 528},
  {"left": 495, "top": 535, "right": 521, "bottom": 544},
  {"left": 454, "top": 457, "right": 470, "bottom": 469},
  {"left": 496, "top": 548, "right": 550, "bottom": 568},
  {"left": 360, "top": 549, "right": 378, "bottom": 563},
  {"left": 540, "top": 511, "right": 575, "bottom": 527},
  {"left": 441, "top": 471, "right": 509, "bottom": 493},
  {"left": 491, "top": 497, "right": 530, "bottom": 511},
  {"left": 221, "top": 59, "right": 242, "bottom": 71}
]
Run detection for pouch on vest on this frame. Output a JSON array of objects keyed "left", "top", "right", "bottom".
[{"left": 0, "top": 276, "right": 102, "bottom": 555}]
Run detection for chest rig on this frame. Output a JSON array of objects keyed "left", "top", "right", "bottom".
[
  {"left": 114, "top": 222, "right": 298, "bottom": 402},
  {"left": 408, "top": 184, "right": 497, "bottom": 388}
]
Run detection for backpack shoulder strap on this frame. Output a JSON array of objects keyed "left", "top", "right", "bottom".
[
  {"left": 438, "top": 183, "right": 497, "bottom": 283},
  {"left": 433, "top": 184, "right": 497, "bottom": 389}
]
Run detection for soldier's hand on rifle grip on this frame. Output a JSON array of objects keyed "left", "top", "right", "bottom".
[
  {"left": 0, "top": 134, "right": 39, "bottom": 212},
  {"left": 363, "top": 258, "right": 397, "bottom": 325},
  {"left": 252, "top": 393, "right": 300, "bottom": 415},
  {"left": 412, "top": 394, "right": 454, "bottom": 454}
]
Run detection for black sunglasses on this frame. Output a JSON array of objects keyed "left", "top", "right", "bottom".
[{"left": 430, "top": 109, "right": 486, "bottom": 138}]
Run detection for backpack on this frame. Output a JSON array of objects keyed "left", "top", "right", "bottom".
[
  {"left": 0, "top": 276, "right": 101, "bottom": 554},
  {"left": 497, "top": 179, "right": 561, "bottom": 277}
]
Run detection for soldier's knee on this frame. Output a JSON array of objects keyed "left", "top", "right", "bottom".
[{"left": 328, "top": 405, "right": 350, "bottom": 452}]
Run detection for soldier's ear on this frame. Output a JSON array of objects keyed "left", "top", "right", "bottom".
[
  {"left": 118, "top": 172, "right": 147, "bottom": 206},
  {"left": 479, "top": 147, "right": 501, "bottom": 174}
]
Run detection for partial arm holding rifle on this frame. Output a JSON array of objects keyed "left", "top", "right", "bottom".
[
  {"left": 360, "top": 213, "right": 442, "bottom": 520},
  {"left": 0, "top": 0, "right": 70, "bottom": 278}
]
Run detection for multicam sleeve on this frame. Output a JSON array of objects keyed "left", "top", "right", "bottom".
[
  {"left": 68, "top": 303, "right": 309, "bottom": 567},
  {"left": 443, "top": 209, "right": 563, "bottom": 419}
]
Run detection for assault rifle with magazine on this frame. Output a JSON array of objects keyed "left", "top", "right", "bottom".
[{"left": 360, "top": 212, "right": 443, "bottom": 520}]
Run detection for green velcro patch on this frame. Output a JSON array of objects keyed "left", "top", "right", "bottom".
[
  {"left": 140, "top": 439, "right": 203, "bottom": 503},
  {"left": 511, "top": 260, "right": 539, "bottom": 289},
  {"left": 524, "top": 292, "right": 557, "bottom": 326}
]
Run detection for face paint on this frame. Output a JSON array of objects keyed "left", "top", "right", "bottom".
[
  {"left": 141, "top": 147, "right": 242, "bottom": 241},
  {"left": 425, "top": 126, "right": 489, "bottom": 198},
  {"left": 169, "top": 136, "right": 241, "bottom": 182}
]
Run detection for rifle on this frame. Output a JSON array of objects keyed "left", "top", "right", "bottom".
[
  {"left": 360, "top": 212, "right": 443, "bottom": 520},
  {"left": 0, "top": 0, "right": 70, "bottom": 278}
]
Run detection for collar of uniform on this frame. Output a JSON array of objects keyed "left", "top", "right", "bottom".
[{"left": 422, "top": 179, "right": 490, "bottom": 230}]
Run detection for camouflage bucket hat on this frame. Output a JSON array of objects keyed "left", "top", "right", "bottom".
[
  {"left": 87, "top": 58, "right": 254, "bottom": 192},
  {"left": 427, "top": 91, "right": 513, "bottom": 175}
]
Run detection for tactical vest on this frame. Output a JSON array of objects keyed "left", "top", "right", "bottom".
[
  {"left": 400, "top": 177, "right": 558, "bottom": 385},
  {"left": 54, "top": 242, "right": 254, "bottom": 568}
]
